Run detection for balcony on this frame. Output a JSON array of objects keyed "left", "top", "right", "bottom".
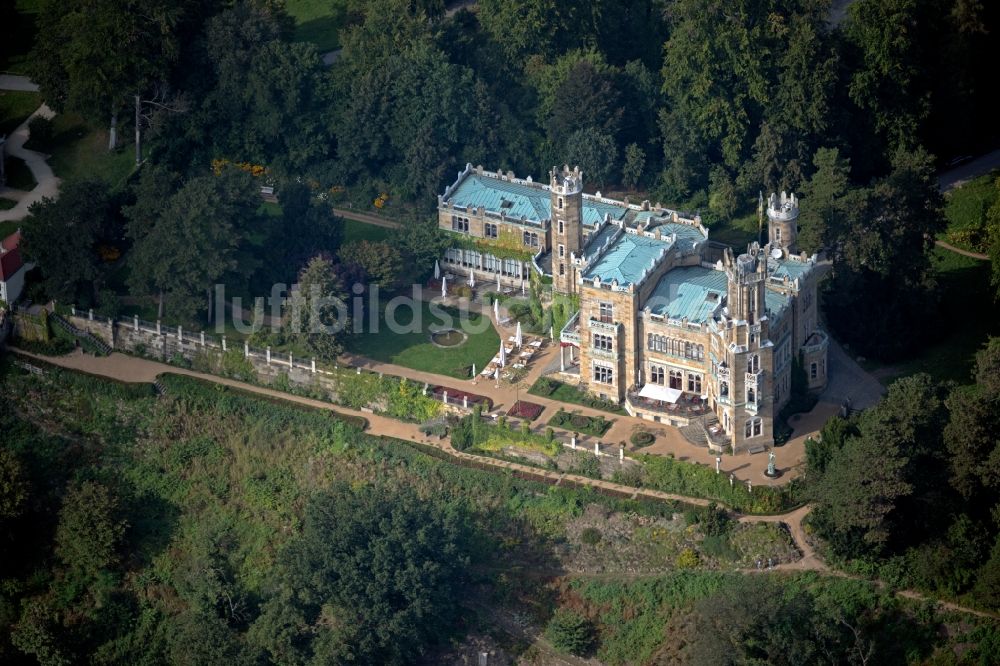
[{"left": 560, "top": 310, "right": 581, "bottom": 345}]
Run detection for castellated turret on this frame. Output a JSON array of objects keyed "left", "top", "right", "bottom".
[
  {"left": 551, "top": 165, "right": 584, "bottom": 295},
  {"left": 723, "top": 242, "right": 768, "bottom": 325},
  {"left": 767, "top": 191, "right": 799, "bottom": 253}
]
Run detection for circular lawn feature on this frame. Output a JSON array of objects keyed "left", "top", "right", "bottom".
[
  {"left": 630, "top": 431, "right": 655, "bottom": 447},
  {"left": 430, "top": 328, "right": 468, "bottom": 348}
]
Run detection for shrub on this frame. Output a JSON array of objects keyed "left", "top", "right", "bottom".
[
  {"left": 580, "top": 527, "right": 602, "bottom": 545},
  {"left": 568, "top": 452, "right": 602, "bottom": 479},
  {"left": 676, "top": 548, "right": 700, "bottom": 569},
  {"left": 545, "top": 609, "right": 595, "bottom": 656},
  {"left": 27, "top": 116, "right": 54, "bottom": 148},
  {"left": 169, "top": 352, "right": 191, "bottom": 368},
  {"left": 631, "top": 431, "right": 655, "bottom": 447}
]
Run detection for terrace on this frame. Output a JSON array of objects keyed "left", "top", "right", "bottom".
[{"left": 624, "top": 384, "right": 710, "bottom": 426}]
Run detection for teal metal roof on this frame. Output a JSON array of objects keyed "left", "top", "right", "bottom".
[
  {"left": 765, "top": 288, "right": 790, "bottom": 319},
  {"left": 645, "top": 266, "right": 728, "bottom": 322},
  {"left": 769, "top": 257, "right": 813, "bottom": 282},
  {"left": 582, "top": 233, "right": 674, "bottom": 287},
  {"left": 446, "top": 174, "right": 630, "bottom": 228},
  {"left": 656, "top": 222, "right": 705, "bottom": 249},
  {"left": 448, "top": 174, "right": 549, "bottom": 221},
  {"left": 582, "top": 224, "right": 619, "bottom": 261},
  {"left": 582, "top": 198, "right": 629, "bottom": 227}
]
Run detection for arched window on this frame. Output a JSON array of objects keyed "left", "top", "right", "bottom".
[
  {"left": 747, "top": 387, "right": 756, "bottom": 404},
  {"left": 687, "top": 373, "right": 702, "bottom": 393},
  {"left": 685, "top": 341, "right": 693, "bottom": 358},
  {"left": 697, "top": 344, "right": 705, "bottom": 361},
  {"left": 720, "top": 381, "right": 729, "bottom": 397},
  {"left": 669, "top": 370, "right": 683, "bottom": 389},
  {"left": 744, "top": 417, "right": 762, "bottom": 438},
  {"left": 748, "top": 354, "right": 760, "bottom": 374},
  {"left": 650, "top": 365, "right": 665, "bottom": 384}
]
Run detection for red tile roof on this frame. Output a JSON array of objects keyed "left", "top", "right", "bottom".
[{"left": 0, "top": 230, "right": 24, "bottom": 281}]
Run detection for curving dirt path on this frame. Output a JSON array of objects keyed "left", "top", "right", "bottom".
[
  {"left": 934, "top": 238, "right": 989, "bottom": 261},
  {"left": 0, "top": 75, "right": 60, "bottom": 222},
  {"left": 330, "top": 206, "right": 402, "bottom": 229},
  {"left": 10, "top": 348, "right": 999, "bottom": 621}
]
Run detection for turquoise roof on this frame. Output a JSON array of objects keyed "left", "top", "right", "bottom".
[
  {"left": 582, "top": 197, "right": 628, "bottom": 226},
  {"left": 583, "top": 233, "right": 674, "bottom": 287},
  {"left": 656, "top": 222, "right": 706, "bottom": 249},
  {"left": 446, "top": 174, "right": 629, "bottom": 228},
  {"left": 769, "top": 257, "right": 813, "bottom": 282},
  {"left": 582, "top": 224, "right": 620, "bottom": 261},
  {"left": 645, "top": 266, "right": 728, "bottom": 323},
  {"left": 765, "top": 288, "right": 790, "bottom": 319},
  {"left": 448, "top": 174, "right": 549, "bottom": 221}
]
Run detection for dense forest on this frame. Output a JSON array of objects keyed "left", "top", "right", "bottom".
[{"left": 2, "top": 0, "right": 998, "bottom": 362}]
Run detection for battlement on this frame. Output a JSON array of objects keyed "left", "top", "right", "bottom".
[
  {"left": 550, "top": 164, "right": 583, "bottom": 195},
  {"left": 767, "top": 191, "right": 799, "bottom": 222}
]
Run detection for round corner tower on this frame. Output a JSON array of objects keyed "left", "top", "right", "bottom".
[
  {"left": 767, "top": 191, "right": 799, "bottom": 253},
  {"left": 551, "top": 164, "right": 584, "bottom": 295}
]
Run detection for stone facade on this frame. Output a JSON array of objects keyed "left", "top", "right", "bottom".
[{"left": 438, "top": 165, "right": 828, "bottom": 453}]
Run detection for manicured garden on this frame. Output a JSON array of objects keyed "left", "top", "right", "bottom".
[
  {"left": 549, "top": 407, "right": 613, "bottom": 437},
  {"left": 344, "top": 301, "right": 500, "bottom": 379},
  {"left": 451, "top": 411, "right": 561, "bottom": 457},
  {"left": 625, "top": 453, "right": 804, "bottom": 514},
  {"left": 529, "top": 376, "right": 627, "bottom": 415},
  {"left": 507, "top": 399, "right": 544, "bottom": 421}
]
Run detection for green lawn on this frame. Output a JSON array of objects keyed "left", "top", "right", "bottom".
[
  {"left": 3, "top": 155, "right": 35, "bottom": 190},
  {"left": 343, "top": 217, "right": 392, "bottom": 243},
  {"left": 25, "top": 112, "right": 134, "bottom": 186},
  {"left": 0, "top": 90, "right": 40, "bottom": 136},
  {"left": 939, "top": 169, "right": 999, "bottom": 253},
  {"left": 864, "top": 247, "right": 996, "bottom": 385},
  {"left": 528, "top": 377, "right": 627, "bottom": 415},
  {"left": 344, "top": 301, "right": 501, "bottom": 379},
  {"left": 286, "top": 0, "right": 347, "bottom": 52}
]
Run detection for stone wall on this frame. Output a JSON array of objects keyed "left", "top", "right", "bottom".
[{"left": 59, "top": 313, "right": 476, "bottom": 418}]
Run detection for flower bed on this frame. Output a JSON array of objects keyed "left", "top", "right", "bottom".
[
  {"left": 548, "top": 408, "right": 612, "bottom": 437},
  {"left": 430, "top": 386, "right": 492, "bottom": 410},
  {"left": 507, "top": 400, "right": 545, "bottom": 421}
]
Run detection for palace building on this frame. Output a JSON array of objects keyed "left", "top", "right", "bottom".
[{"left": 438, "top": 164, "right": 828, "bottom": 452}]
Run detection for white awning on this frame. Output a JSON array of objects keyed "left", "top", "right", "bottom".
[{"left": 637, "top": 384, "right": 682, "bottom": 403}]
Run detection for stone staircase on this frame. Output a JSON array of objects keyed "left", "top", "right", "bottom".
[
  {"left": 50, "top": 313, "right": 112, "bottom": 356},
  {"left": 680, "top": 420, "right": 709, "bottom": 447},
  {"left": 153, "top": 379, "right": 167, "bottom": 397}
]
